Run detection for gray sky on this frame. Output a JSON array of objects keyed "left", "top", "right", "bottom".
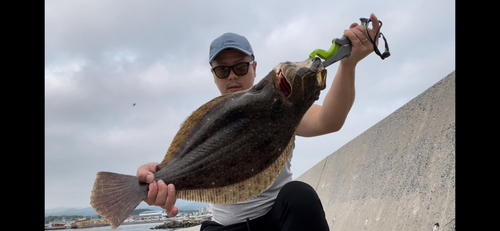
[{"left": 45, "top": 0, "right": 455, "bottom": 209}]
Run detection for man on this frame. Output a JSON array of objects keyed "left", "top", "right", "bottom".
[{"left": 137, "top": 13, "right": 381, "bottom": 230}]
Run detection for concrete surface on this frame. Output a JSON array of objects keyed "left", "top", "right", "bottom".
[{"left": 296, "top": 71, "right": 455, "bottom": 230}]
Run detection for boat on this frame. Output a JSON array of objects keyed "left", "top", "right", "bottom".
[
  {"left": 71, "top": 219, "right": 109, "bottom": 229},
  {"left": 45, "top": 222, "right": 67, "bottom": 230}
]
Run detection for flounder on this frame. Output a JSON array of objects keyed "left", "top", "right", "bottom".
[{"left": 90, "top": 58, "right": 327, "bottom": 229}]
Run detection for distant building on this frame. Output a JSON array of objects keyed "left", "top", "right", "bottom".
[{"left": 137, "top": 210, "right": 168, "bottom": 219}]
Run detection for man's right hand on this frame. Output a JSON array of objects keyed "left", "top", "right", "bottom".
[{"left": 137, "top": 162, "right": 179, "bottom": 218}]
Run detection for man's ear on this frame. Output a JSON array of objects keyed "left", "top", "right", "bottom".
[
  {"left": 211, "top": 68, "right": 217, "bottom": 83},
  {"left": 252, "top": 61, "right": 257, "bottom": 78}
]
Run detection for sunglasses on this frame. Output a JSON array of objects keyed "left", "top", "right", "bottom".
[{"left": 212, "top": 61, "right": 255, "bottom": 79}]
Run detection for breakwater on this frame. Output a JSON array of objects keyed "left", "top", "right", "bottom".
[
  {"left": 150, "top": 216, "right": 212, "bottom": 229},
  {"left": 296, "top": 71, "right": 455, "bottom": 230}
]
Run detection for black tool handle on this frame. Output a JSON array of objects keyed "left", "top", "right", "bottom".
[
  {"left": 359, "top": 17, "right": 369, "bottom": 26},
  {"left": 333, "top": 17, "right": 370, "bottom": 46},
  {"left": 334, "top": 35, "right": 351, "bottom": 45}
]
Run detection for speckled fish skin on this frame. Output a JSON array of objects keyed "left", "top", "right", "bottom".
[
  {"left": 154, "top": 57, "right": 326, "bottom": 190},
  {"left": 90, "top": 58, "right": 327, "bottom": 229}
]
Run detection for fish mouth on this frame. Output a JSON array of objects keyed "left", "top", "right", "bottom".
[
  {"left": 278, "top": 74, "right": 291, "bottom": 97},
  {"left": 309, "top": 58, "right": 327, "bottom": 90},
  {"left": 274, "top": 58, "right": 326, "bottom": 99}
]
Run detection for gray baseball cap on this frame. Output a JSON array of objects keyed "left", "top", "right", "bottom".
[{"left": 209, "top": 32, "right": 254, "bottom": 64}]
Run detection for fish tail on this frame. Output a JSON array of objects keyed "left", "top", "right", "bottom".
[{"left": 90, "top": 171, "right": 148, "bottom": 229}]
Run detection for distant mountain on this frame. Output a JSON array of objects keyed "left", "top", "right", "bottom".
[
  {"left": 45, "top": 207, "right": 99, "bottom": 217},
  {"left": 45, "top": 200, "right": 209, "bottom": 217},
  {"left": 45, "top": 207, "right": 74, "bottom": 214}
]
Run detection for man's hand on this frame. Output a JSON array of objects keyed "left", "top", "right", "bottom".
[
  {"left": 137, "top": 162, "right": 179, "bottom": 218},
  {"left": 341, "top": 13, "right": 381, "bottom": 67}
]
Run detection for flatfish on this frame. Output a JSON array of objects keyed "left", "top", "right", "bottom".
[{"left": 90, "top": 58, "right": 327, "bottom": 229}]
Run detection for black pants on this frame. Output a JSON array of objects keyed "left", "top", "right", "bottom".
[{"left": 201, "top": 181, "right": 329, "bottom": 231}]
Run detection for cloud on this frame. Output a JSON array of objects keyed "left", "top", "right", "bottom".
[{"left": 45, "top": 0, "right": 455, "bottom": 209}]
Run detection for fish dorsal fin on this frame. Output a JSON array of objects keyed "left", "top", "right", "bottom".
[
  {"left": 176, "top": 134, "right": 295, "bottom": 204},
  {"left": 156, "top": 95, "right": 228, "bottom": 172}
]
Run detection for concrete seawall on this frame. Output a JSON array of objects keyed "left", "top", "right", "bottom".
[{"left": 296, "top": 71, "right": 455, "bottom": 230}]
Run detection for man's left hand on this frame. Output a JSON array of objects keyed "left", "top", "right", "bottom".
[{"left": 341, "top": 13, "right": 380, "bottom": 67}]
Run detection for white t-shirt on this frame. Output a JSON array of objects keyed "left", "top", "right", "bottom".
[{"left": 210, "top": 146, "right": 294, "bottom": 226}]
